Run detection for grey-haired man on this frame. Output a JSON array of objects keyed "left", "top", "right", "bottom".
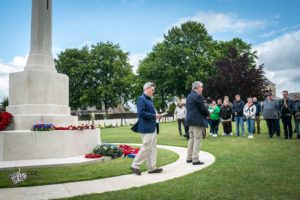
[{"left": 185, "top": 81, "right": 210, "bottom": 165}]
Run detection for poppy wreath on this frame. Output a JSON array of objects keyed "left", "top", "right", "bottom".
[{"left": 0, "top": 112, "right": 13, "bottom": 131}]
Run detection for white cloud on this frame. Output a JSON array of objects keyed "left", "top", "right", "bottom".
[
  {"left": 260, "top": 30, "right": 276, "bottom": 38},
  {"left": 0, "top": 56, "right": 27, "bottom": 99},
  {"left": 151, "top": 37, "right": 164, "bottom": 45},
  {"left": 128, "top": 52, "right": 147, "bottom": 74},
  {"left": 254, "top": 29, "right": 300, "bottom": 71},
  {"left": 254, "top": 29, "right": 300, "bottom": 96},
  {"left": 167, "top": 11, "right": 267, "bottom": 34}
]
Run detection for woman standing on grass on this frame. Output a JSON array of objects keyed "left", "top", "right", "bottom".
[
  {"left": 220, "top": 99, "right": 232, "bottom": 136},
  {"left": 243, "top": 97, "right": 256, "bottom": 139},
  {"left": 209, "top": 101, "right": 220, "bottom": 137}
]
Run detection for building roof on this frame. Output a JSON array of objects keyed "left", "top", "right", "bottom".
[{"left": 265, "top": 77, "right": 275, "bottom": 85}]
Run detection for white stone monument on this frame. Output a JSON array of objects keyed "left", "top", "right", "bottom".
[
  {"left": 0, "top": 0, "right": 100, "bottom": 161},
  {"left": 6, "top": 0, "right": 77, "bottom": 130}
]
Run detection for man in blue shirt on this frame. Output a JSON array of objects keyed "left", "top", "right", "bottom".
[{"left": 130, "top": 82, "right": 163, "bottom": 175}]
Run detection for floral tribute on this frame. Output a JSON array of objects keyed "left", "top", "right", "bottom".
[
  {"left": 119, "top": 144, "right": 140, "bottom": 157},
  {"left": 32, "top": 124, "right": 55, "bottom": 131},
  {"left": 93, "top": 144, "right": 123, "bottom": 158},
  {"left": 32, "top": 124, "right": 95, "bottom": 131},
  {"left": 85, "top": 154, "right": 102, "bottom": 159},
  {"left": 0, "top": 112, "right": 13, "bottom": 131}
]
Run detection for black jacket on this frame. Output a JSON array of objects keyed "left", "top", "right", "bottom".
[
  {"left": 186, "top": 91, "right": 210, "bottom": 127},
  {"left": 220, "top": 105, "right": 232, "bottom": 120},
  {"left": 293, "top": 100, "right": 300, "bottom": 115},
  {"left": 278, "top": 98, "right": 294, "bottom": 115},
  {"left": 232, "top": 100, "right": 245, "bottom": 117},
  {"left": 253, "top": 102, "right": 261, "bottom": 117}
]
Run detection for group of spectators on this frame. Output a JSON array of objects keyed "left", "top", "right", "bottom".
[
  {"left": 174, "top": 91, "right": 300, "bottom": 139},
  {"left": 131, "top": 81, "right": 300, "bottom": 173}
]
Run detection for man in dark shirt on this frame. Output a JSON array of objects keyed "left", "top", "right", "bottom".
[
  {"left": 232, "top": 94, "right": 245, "bottom": 136},
  {"left": 279, "top": 91, "right": 294, "bottom": 139},
  {"left": 253, "top": 97, "right": 261, "bottom": 134}
]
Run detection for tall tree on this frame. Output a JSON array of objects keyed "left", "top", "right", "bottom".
[
  {"left": 55, "top": 42, "right": 135, "bottom": 111},
  {"left": 137, "top": 21, "right": 217, "bottom": 111},
  {"left": 204, "top": 45, "right": 268, "bottom": 102},
  {"left": 55, "top": 47, "right": 89, "bottom": 110}
]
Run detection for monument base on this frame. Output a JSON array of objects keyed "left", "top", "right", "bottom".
[
  {"left": 0, "top": 129, "right": 101, "bottom": 161},
  {"left": 6, "top": 114, "right": 78, "bottom": 130}
]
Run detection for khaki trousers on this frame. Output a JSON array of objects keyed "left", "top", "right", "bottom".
[
  {"left": 254, "top": 116, "right": 260, "bottom": 133},
  {"left": 131, "top": 132, "right": 157, "bottom": 171},
  {"left": 187, "top": 126, "right": 203, "bottom": 162}
]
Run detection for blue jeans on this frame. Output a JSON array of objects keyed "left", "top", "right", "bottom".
[
  {"left": 296, "top": 119, "right": 300, "bottom": 135},
  {"left": 235, "top": 116, "right": 245, "bottom": 136},
  {"left": 246, "top": 118, "right": 255, "bottom": 134}
]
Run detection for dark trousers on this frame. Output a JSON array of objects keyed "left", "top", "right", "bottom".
[
  {"left": 281, "top": 115, "right": 293, "bottom": 138},
  {"left": 208, "top": 119, "right": 213, "bottom": 133},
  {"left": 222, "top": 121, "right": 232, "bottom": 134},
  {"left": 273, "top": 119, "right": 281, "bottom": 137},
  {"left": 254, "top": 116, "right": 260, "bottom": 134},
  {"left": 177, "top": 118, "right": 187, "bottom": 136},
  {"left": 211, "top": 120, "right": 219, "bottom": 134},
  {"left": 266, "top": 119, "right": 276, "bottom": 137}
]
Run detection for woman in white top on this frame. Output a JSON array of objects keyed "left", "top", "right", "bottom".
[{"left": 243, "top": 97, "right": 256, "bottom": 138}]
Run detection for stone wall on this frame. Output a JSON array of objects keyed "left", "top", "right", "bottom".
[{"left": 78, "top": 117, "right": 175, "bottom": 128}]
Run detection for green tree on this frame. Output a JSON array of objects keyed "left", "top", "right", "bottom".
[
  {"left": 55, "top": 47, "right": 89, "bottom": 110},
  {"left": 0, "top": 96, "right": 8, "bottom": 108},
  {"left": 55, "top": 42, "right": 135, "bottom": 111},
  {"left": 137, "top": 21, "right": 217, "bottom": 111},
  {"left": 204, "top": 45, "right": 268, "bottom": 101}
]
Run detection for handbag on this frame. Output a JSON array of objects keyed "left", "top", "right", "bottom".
[{"left": 131, "top": 121, "right": 139, "bottom": 132}]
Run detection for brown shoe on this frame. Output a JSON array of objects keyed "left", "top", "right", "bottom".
[
  {"left": 130, "top": 167, "right": 141, "bottom": 175},
  {"left": 148, "top": 168, "right": 163, "bottom": 174}
]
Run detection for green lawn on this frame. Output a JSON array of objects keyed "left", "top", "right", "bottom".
[
  {"left": 0, "top": 147, "right": 178, "bottom": 188},
  {"left": 59, "top": 120, "right": 300, "bottom": 200}
]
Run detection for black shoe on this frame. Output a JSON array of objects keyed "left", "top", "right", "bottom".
[
  {"left": 297, "top": 135, "right": 300, "bottom": 139},
  {"left": 186, "top": 160, "right": 192, "bottom": 163},
  {"left": 284, "top": 137, "right": 288, "bottom": 139},
  {"left": 277, "top": 136, "right": 281, "bottom": 138},
  {"left": 148, "top": 168, "right": 163, "bottom": 173},
  {"left": 192, "top": 161, "right": 204, "bottom": 165},
  {"left": 130, "top": 167, "right": 141, "bottom": 175},
  {"left": 289, "top": 137, "right": 292, "bottom": 140}
]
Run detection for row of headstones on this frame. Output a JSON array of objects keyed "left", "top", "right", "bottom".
[{"left": 78, "top": 117, "right": 175, "bottom": 128}]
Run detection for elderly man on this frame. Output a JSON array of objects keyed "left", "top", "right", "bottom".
[
  {"left": 186, "top": 81, "right": 210, "bottom": 165},
  {"left": 262, "top": 93, "right": 280, "bottom": 138},
  {"left": 130, "top": 82, "right": 163, "bottom": 175}
]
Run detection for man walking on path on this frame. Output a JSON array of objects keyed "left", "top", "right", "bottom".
[
  {"left": 233, "top": 95, "right": 245, "bottom": 136},
  {"left": 186, "top": 81, "right": 210, "bottom": 165},
  {"left": 131, "top": 82, "right": 163, "bottom": 175}
]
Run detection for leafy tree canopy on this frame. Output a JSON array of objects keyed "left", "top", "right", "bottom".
[{"left": 55, "top": 42, "right": 135, "bottom": 111}]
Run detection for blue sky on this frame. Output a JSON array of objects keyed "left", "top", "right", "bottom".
[{"left": 1, "top": 0, "right": 300, "bottom": 99}]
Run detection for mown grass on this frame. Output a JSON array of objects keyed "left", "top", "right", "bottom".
[
  {"left": 0, "top": 147, "right": 178, "bottom": 188},
  {"left": 59, "top": 120, "right": 300, "bottom": 200}
]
